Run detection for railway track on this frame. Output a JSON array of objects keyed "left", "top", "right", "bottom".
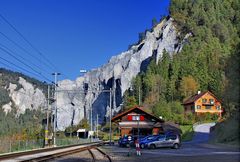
[
  {"left": 88, "top": 147, "right": 112, "bottom": 162},
  {"left": 0, "top": 141, "right": 111, "bottom": 162}
]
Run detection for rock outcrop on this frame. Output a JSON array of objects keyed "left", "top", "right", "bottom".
[
  {"left": 56, "top": 17, "right": 185, "bottom": 130},
  {"left": 0, "top": 17, "right": 188, "bottom": 131},
  {"left": 1, "top": 76, "right": 46, "bottom": 115}
]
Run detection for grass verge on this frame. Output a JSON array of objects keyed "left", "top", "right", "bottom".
[{"left": 180, "top": 125, "right": 194, "bottom": 142}]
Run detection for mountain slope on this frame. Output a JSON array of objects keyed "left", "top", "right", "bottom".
[
  {"left": 56, "top": 17, "right": 188, "bottom": 130},
  {"left": 0, "top": 68, "right": 47, "bottom": 137},
  {"left": 129, "top": 0, "right": 240, "bottom": 144}
]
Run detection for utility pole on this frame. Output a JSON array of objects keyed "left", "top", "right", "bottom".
[
  {"left": 45, "top": 85, "right": 50, "bottom": 147},
  {"left": 90, "top": 100, "right": 93, "bottom": 142},
  {"left": 109, "top": 88, "right": 112, "bottom": 144},
  {"left": 96, "top": 114, "right": 99, "bottom": 139},
  {"left": 138, "top": 86, "right": 141, "bottom": 105},
  {"left": 52, "top": 72, "right": 60, "bottom": 147}
]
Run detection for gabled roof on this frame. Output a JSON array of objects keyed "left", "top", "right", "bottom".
[
  {"left": 183, "top": 91, "right": 220, "bottom": 105},
  {"left": 111, "top": 106, "right": 164, "bottom": 123}
]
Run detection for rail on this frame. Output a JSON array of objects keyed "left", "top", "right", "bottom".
[
  {"left": 0, "top": 141, "right": 105, "bottom": 161},
  {"left": 88, "top": 147, "right": 112, "bottom": 162}
]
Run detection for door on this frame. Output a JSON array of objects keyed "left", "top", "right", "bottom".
[
  {"left": 155, "top": 135, "right": 166, "bottom": 147},
  {"left": 165, "top": 135, "right": 177, "bottom": 147}
]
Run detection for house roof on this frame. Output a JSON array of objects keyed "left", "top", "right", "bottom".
[
  {"left": 183, "top": 91, "right": 220, "bottom": 105},
  {"left": 111, "top": 106, "right": 164, "bottom": 123}
]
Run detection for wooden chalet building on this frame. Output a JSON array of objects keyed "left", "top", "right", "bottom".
[
  {"left": 183, "top": 91, "right": 222, "bottom": 117},
  {"left": 111, "top": 106, "right": 164, "bottom": 137}
]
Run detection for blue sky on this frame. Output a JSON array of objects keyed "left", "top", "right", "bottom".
[{"left": 0, "top": 0, "right": 170, "bottom": 82}]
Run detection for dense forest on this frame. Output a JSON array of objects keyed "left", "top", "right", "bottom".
[{"left": 124, "top": 0, "right": 239, "bottom": 144}]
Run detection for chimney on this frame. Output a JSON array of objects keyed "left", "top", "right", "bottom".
[{"left": 197, "top": 91, "right": 201, "bottom": 94}]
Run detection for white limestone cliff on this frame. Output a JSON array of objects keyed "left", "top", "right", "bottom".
[
  {"left": 56, "top": 17, "right": 185, "bottom": 130},
  {"left": 2, "top": 77, "right": 46, "bottom": 115}
]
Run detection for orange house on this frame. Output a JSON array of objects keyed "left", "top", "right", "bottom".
[{"left": 183, "top": 91, "right": 222, "bottom": 117}]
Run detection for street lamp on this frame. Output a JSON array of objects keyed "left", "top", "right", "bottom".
[{"left": 44, "top": 85, "right": 50, "bottom": 147}]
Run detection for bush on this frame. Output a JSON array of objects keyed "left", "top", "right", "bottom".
[
  {"left": 195, "top": 113, "right": 218, "bottom": 122},
  {"left": 182, "top": 112, "right": 194, "bottom": 125},
  {"left": 152, "top": 100, "right": 172, "bottom": 121},
  {"left": 211, "top": 114, "right": 219, "bottom": 121}
]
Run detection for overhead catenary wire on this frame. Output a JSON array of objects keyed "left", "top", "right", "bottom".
[
  {"left": 0, "top": 59, "right": 17, "bottom": 71},
  {"left": 0, "top": 13, "right": 72, "bottom": 80},
  {"left": 0, "top": 55, "right": 47, "bottom": 79},
  {"left": 0, "top": 13, "right": 58, "bottom": 71},
  {"left": 0, "top": 46, "right": 53, "bottom": 83},
  {"left": 0, "top": 31, "right": 55, "bottom": 72},
  {"left": 0, "top": 42, "right": 52, "bottom": 75}
]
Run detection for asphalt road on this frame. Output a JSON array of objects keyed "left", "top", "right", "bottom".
[
  {"left": 191, "top": 122, "right": 216, "bottom": 143},
  {"left": 100, "top": 123, "right": 240, "bottom": 162}
]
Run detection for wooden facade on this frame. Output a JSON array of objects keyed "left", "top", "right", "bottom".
[
  {"left": 183, "top": 91, "right": 222, "bottom": 117},
  {"left": 111, "top": 106, "right": 164, "bottom": 137}
]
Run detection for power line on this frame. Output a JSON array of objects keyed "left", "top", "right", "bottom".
[
  {"left": 0, "top": 42, "right": 52, "bottom": 75},
  {"left": 0, "top": 55, "right": 48, "bottom": 80},
  {"left": 0, "top": 13, "right": 58, "bottom": 71},
  {"left": 0, "top": 59, "right": 16, "bottom": 71},
  {"left": 0, "top": 46, "right": 53, "bottom": 83},
  {"left": 0, "top": 31, "right": 56, "bottom": 71},
  {"left": 0, "top": 14, "right": 72, "bottom": 80}
]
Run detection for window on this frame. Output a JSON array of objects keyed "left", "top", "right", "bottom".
[
  {"left": 166, "top": 135, "right": 177, "bottom": 140},
  {"left": 216, "top": 105, "right": 221, "bottom": 110},
  {"left": 209, "top": 99, "right": 214, "bottom": 104},
  {"left": 158, "top": 137, "right": 165, "bottom": 141},
  {"left": 132, "top": 115, "right": 140, "bottom": 121},
  {"left": 191, "top": 105, "right": 194, "bottom": 110},
  {"left": 197, "top": 105, "right": 201, "bottom": 109},
  {"left": 205, "top": 105, "right": 212, "bottom": 109},
  {"left": 202, "top": 98, "right": 207, "bottom": 103}
]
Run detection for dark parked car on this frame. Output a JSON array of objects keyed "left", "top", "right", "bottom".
[
  {"left": 118, "top": 135, "right": 145, "bottom": 147},
  {"left": 118, "top": 135, "right": 133, "bottom": 147}
]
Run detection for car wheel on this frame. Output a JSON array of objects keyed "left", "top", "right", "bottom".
[
  {"left": 140, "top": 144, "right": 145, "bottom": 149},
  {"left": 150, "top": 144, "right": 156, "bottom": 149},
  {"left": 173, "top": 143, "right": 179, "bottom": 149}
]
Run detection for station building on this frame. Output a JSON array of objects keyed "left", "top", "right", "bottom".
[{"left": 111, "top": 106, "right": 165, "bottom": 137}]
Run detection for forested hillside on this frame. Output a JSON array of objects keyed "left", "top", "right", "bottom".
[
  {"left": 0, "top": 68, "right": 47, "bottom": 139},
  {"left": 124, "top": 0, "right": 239, "bottom": 144}
]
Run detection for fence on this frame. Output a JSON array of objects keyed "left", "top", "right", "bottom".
[
  {"left": 0, "top": 139, "right": 44, "bottom": 154},
  {"left": 0, "top": 138, "right": 95, "bottom": 154},
  {"left": 56, "top": 138, "right": 92, "bottom": 146}
]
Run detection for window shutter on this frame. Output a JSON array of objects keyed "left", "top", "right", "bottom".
[
  {"left": 140, "top": 115, "right": 144, "bottom": 121},
  {"left": 127, "top": 115, "right": 132, "bottom": 121}
]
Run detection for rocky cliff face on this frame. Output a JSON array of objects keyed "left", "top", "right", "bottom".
[
  {"left": 0, "top": 69, "right": 46, "bottom": 116},
  {"left": 0, "top": 18, "right": 188, "bottom": 130},
  {"left": 56, "top": 17, "right": 186, "bottom": 130}
]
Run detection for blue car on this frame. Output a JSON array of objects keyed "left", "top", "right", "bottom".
[
  {"left": 118, "top": 135, "right": 145, "bottom": 147},
  {"left": 118, "top": 135, "right": 133, "bottom": 147},
  {"left": 139, "top": 135, "right": 160, "bottom": 149}
]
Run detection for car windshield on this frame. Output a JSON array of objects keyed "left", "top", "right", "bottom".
[
  {"left": 158, "top": 135, "right": 165, "bottom": 139},
  {"left": 147, "top": 136, "right": 155, "bottom": 140}
]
